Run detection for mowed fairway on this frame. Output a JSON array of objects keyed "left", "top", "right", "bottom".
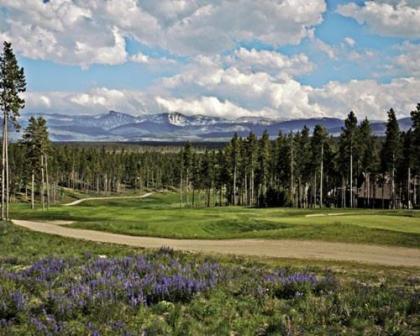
[{"left": 11, "top": 192, "right": 420, "bottom": 248}]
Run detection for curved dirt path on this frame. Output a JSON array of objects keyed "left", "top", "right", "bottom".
[
  {"left": 12, "top": 219, "right": 420, "bottom": 267},
  {"left": 63, "top": 192, "right": 154, "bottom": 206}
]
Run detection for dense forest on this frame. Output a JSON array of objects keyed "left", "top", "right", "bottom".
[{"left": 5, "top": 105, "right": 420, "bottom": 210}]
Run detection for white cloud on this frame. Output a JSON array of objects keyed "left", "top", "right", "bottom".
[
  {"left": 130, "top": 52, "right": 177, "bottom": 68},
  {"left": 226, "top": 48, "right": 315, "bottom": 77},
  {"left": 337, "top": 1, "right": 420, "bottom": 38},
  {"left": 344, "top": 37, "right": 356, "bottom": 47},
  {"left": 393, "top": 42, "right": 420, "bottom": 77},
  {"left": 155, "top": 96, "right": 266, "bottom": 119},
  {"left": 160, "top": 0, "right": 326, "bottom": 55},
  {"left": 312, "top": 38, "right": 337, "bottom": 59},
  {"left": 24, "top": 68, "right": 420, "bottom": 121},
  {"left": 24, "top": 88, "right": 157, "bottom": 116},
  {"left": 157, "top": 52, "right": 322, "bottom": 118},
  {"left": 310, "top": 77, "right": 420, "bottom": 120},
  {"left": 74, "top": 27, "right": 127, "bottom": 69},
  {"left": 347, "top": 50, "right": 376, "bottom": 62},
  {"left": 0, "top": 0, "right": 327, "bottom": 66}
]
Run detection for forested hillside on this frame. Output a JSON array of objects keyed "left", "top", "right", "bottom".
[{"left": 8, "top": 106, "right": 420, "bottom": 210}]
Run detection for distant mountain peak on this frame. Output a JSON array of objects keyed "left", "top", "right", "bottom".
[{"left": 16, "top": 110, "right": 412, "bottom": 142}]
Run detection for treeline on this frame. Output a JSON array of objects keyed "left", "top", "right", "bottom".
[
  {"left": 177, "top": 107, "right": 420, "bottom": 209},
  {"left": 7, "top": 105, "right": 420, "bottom": 210},
  {"left": 9, "top": 117, "right": 181, "bottom": 207}
]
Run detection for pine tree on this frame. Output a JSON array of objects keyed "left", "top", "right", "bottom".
[
  {"left": 257, "top": 131, "right": 271, "bottom": 207},
  {"left": 246, "top": 132, "right": 258, "bottom": 206},
  {"left": 22, "top": 117, "right": 40, "bottom": 209},
  {"left": 339, "top": 111, "right": 358, "bottom": 208},
  {"left": 411, "top": 104, "right": 420, "bottom": 207},
  {"left": 311, "top": 125, "right": 328, "bottom": 207},
  {"left": 0, "top": 41, "right": 26, "bottom": 219},
  {"left": 381, "top": 108, "right": 401, "bottom": 209},
  {"left": 295, "top": 127, "right": 311, "bottom": 208},
  {"left": 399, "top": 131, "right": 414, "bottom": 208},
  {"left": 37, "top": 117, "right": 51, "bottom": 209},
  {"left": 357, "top": 118, "right": 378, "bottom": 207},
  {"left": 182, "top": 143, "right": 193, "bottom": 206},
  {"left": 230, "top": 133, "right": 240, "bottom": 205}
]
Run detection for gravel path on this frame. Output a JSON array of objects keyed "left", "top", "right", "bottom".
[
  {"left": 12, "top": 219, "right": 420, "bottom": 267},
  {"left": 63, "top": 192, "right": 154, "bottom": 206}
]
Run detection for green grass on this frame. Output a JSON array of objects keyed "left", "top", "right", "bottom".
[
  {"left": 0, "top": 221, "right": 419, "bottom": 335},
  {"left": 10, "top": 192, "right": 420, "bottom": 247}
]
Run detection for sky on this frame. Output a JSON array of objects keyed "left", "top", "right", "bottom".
[{"left": 0, "top": 0, "right": 419, "bottom": 121}]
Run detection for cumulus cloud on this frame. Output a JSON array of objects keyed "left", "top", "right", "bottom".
[
  {"left": 155, "top": 96, "right": 268, "bottom": 119},
  {"left": 23, "top": 75, "right": 420, "bottom": 122},
  {"left": 157, "top": 51, "right": 322, "bottom": 118},
  {"left": 0, "top": 0, "right": 131, "bottom": 67},
  {"left": 24, "top": 88, "right": 157, "bottom": 116},
  {"left": 3, "top": 1, "right": 418, "bottom": 122},
  {"left": 312, "top": 38, "right": 337, "bottom": 59},
  {"left": 393, "top": 42, "right": 420, "bottom": 77},
  {"left": 129, "top": 52, "right": 178, "bottom": 69},
  {"left": 226, "top": 48, "right": 315, "bottom": 77},
  {"left": 160, "top": 0, "right": 326, "bottom": 55},
  {"left": 0, "top": 0, "right": 326, "bottom": 66},
  {"left": 344, "top": 37, "right": 356, "bottom": 47},
  {"left": 310, "top": 77, "right": 420, "bottom": 120},
  {"left": 337, "top": 1, "right": 420, "bottom": 38}
]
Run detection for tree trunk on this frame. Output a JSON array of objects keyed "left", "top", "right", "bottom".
[
  {"left": 250, "top": 168, "right": 254, "bottom": 206},
  {"left": 5, "top": 117, "right": 10, "bottom": 220},
  {"left": 31, "top": 172, "right": 35, "bottom": 209},
  {"left": 207, "top": 186, "right": 211, "bottom": 208},
  {"left": 185, "top": 170, "right": 189, "bottom": 207},
  {"left": 45, "top": 155, "right": 50, "bottom": 209},
  {"left": 366, "top": 173, "right": 370, "bottom": 208},
  {"left": 382, "top": 174, "right": 385, "bottom": 209},
  {"left": 407, "top": 167, "right": 411, "bottom": 209},
  {"left": 180, "top": 169, "right": 183, "bottom": 208},
  {"left": 290, "top": 144, "right": 294, "bottom": 207},
  {"left": 349, "top": 150, "right": 353, "bottom": 208},
  {"left": 391, "top": 154, "right": 395, "bottom": 209},
  {"left": 1, "top": 116, "right": 5, "bottom": 220},
  {"left": 320, "top": 143, "right": 323, "bottom": 207},
  {"left": 41, "top": 155, "right": 45, "bottom": 210},
  {"left": 233, "top": 162, "right": 237, "bottom": 205}
]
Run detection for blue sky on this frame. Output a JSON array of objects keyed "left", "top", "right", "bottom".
[{"left": 1, "top": 0, "right": 419, "bottom": 120}]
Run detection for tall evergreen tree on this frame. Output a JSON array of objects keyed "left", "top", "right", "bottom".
[
  {"left": 411, "top": 104, "right": 420, "bottom": 207},
  {"left": 311, "top": 125, "right": 328, "bottom": 207},
  {"left": 295, "top": 127, "right": 311, "bottom": 208},
  {"left": 0, "top": 41, "right": 26, "bottom": 219},
  {"left": 339, "top": 111, "right": 358, "bottom": 208},
  {"left": 22, "top": 117, "right": 39, "bottom": 209},
  {"left": 411, "top": 104, "right": 420, "bottom": 173},
  {"left": 256, "top": 131, "right": 271, "bottom": 207},
  {"left": 357, "top": 118, "right": 378, "bottom": 207},
  {"left": 381, "top": 109, "right": 401, "bottom": 209},
  {"left": 230, "top": 133, "right": 240, "bottom": 205},
  {"left": 246, "top": 132, "right": 258, "bottom": 206},
  {"left": 399, "top": 130, "right": 414, "bottom": 208}
]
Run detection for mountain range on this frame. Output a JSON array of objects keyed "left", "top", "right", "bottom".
[{"left": 13, "top": 111, "right": 413, "bottom": 142}]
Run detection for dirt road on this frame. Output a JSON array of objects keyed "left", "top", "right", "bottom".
[
  {"left": 63, "top": 192, "right": 154, "bottom": 206},
  {"left": 12, "top": 219, "right": 420, "bottom": 267}
]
